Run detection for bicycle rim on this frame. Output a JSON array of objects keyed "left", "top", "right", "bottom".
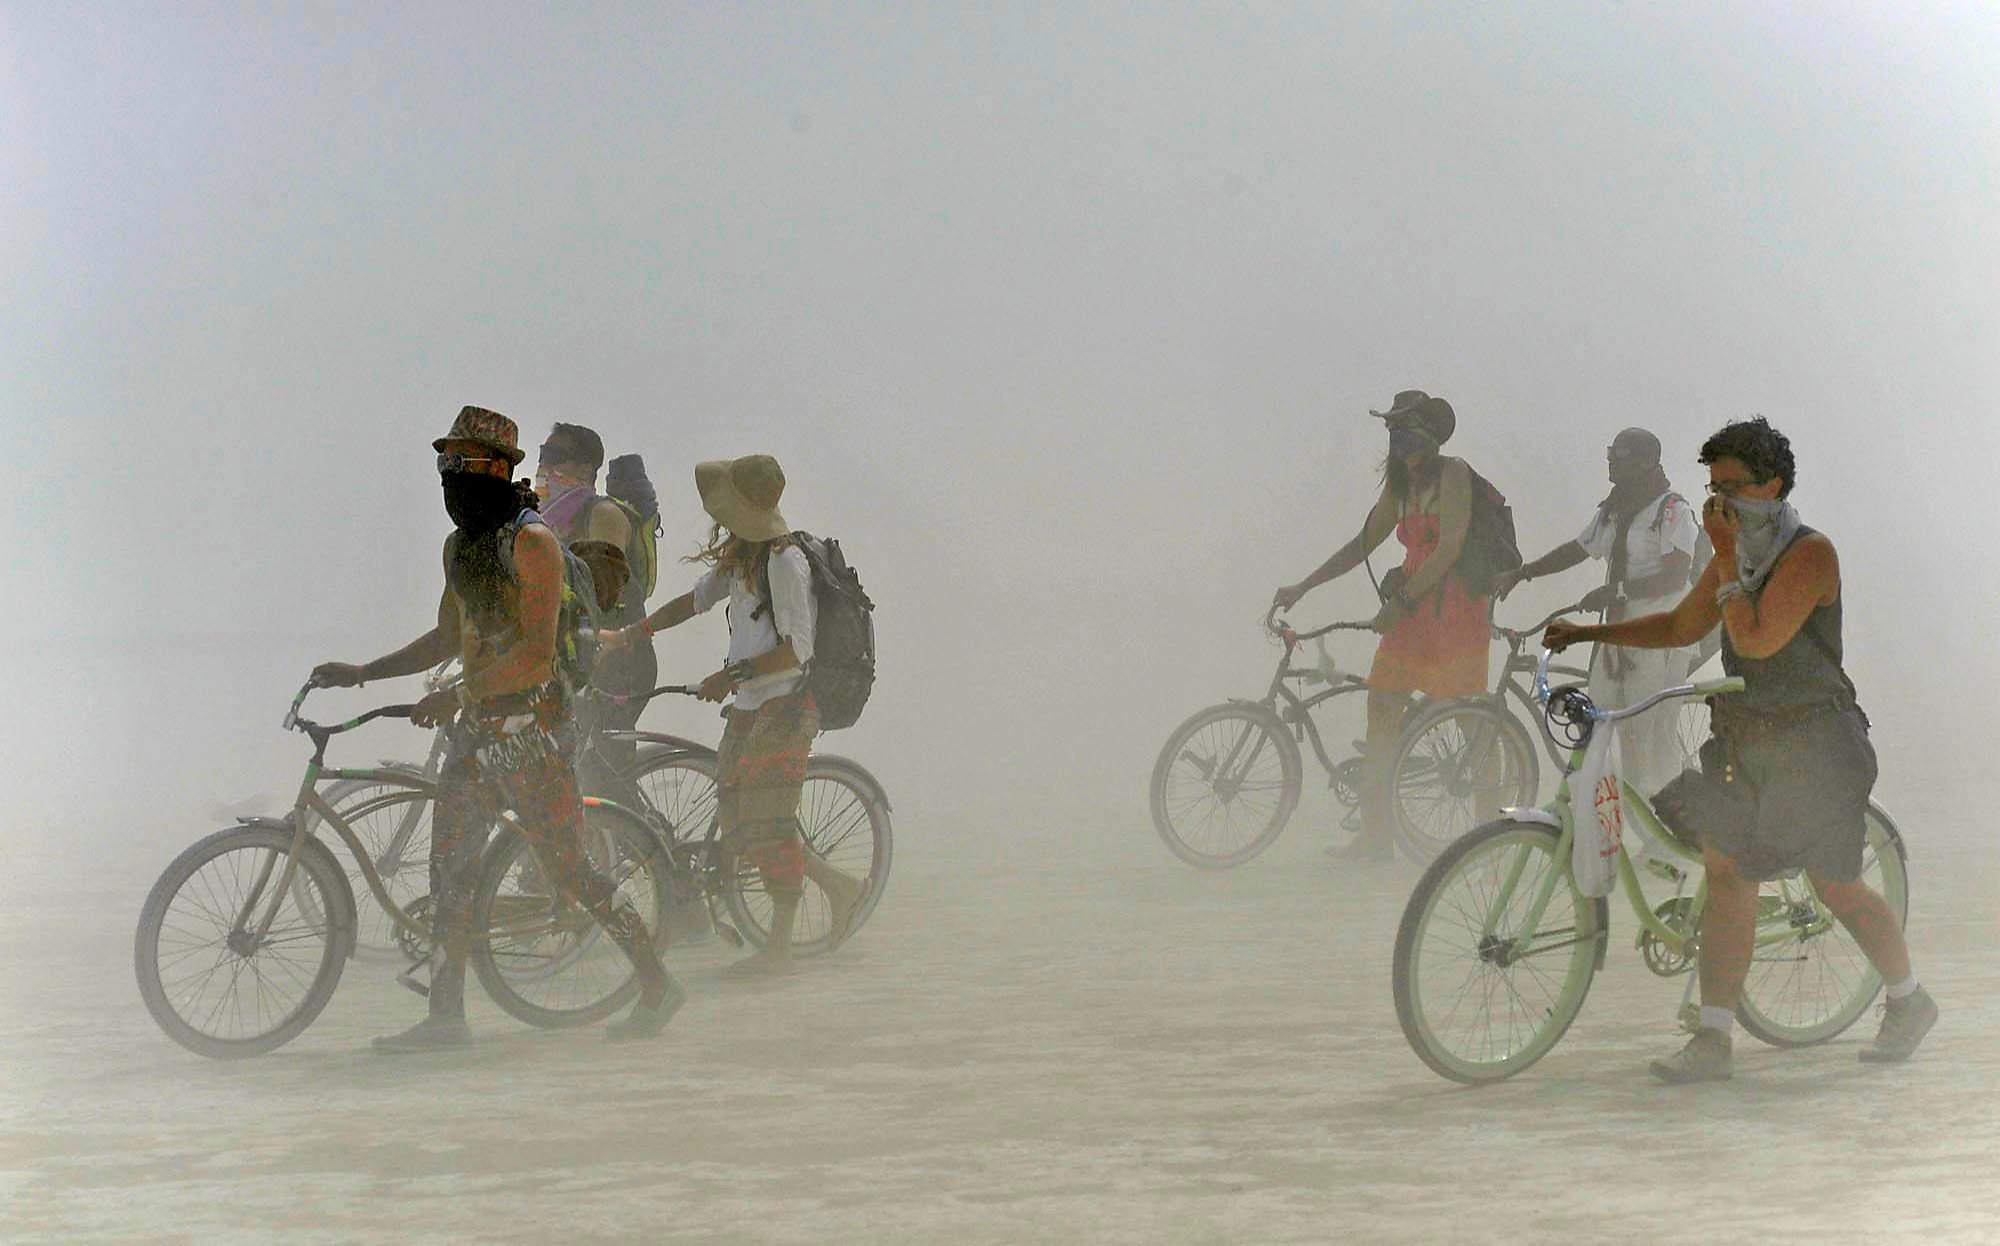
[
  {"left": 1393, "top": 820, "right": 1600, "bottom": 1083},
  {"left": 722, "top": 766, "right": 892, "bottom": 955},
  {"left": 470, "top": 810, "right": 667, "bottom": 1028},
  {"left": 1391, "top": 704, "right": 1537, "bottom": 863},
  {"left": 1735, "top": 809, "right": 1909, "bottom": 1047},
  {"left": 1150, "top": 705, "right": 1301, "bottom": 869},
  {"left": 135, "top": 828, "right": 350, "bottom": 1059}
]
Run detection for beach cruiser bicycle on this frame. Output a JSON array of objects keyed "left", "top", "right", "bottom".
[
  {"left": 135, "top": 680, "right": 676, "bottom": 1059},
  {"left": 1390, "top": 649, "right": 1910, "bottom": 1083}
]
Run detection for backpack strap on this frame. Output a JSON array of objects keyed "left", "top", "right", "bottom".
[{"left": 748, "top": 532, "right": 801, "bottom": 624}]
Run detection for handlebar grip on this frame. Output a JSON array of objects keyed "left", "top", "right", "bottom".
[{"left": 1691, "top": 676, "right": 1746, "bottom": 697}]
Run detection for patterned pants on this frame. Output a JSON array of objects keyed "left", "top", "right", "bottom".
[
  {"left": 427, "top": 696, "right": 662, "bottom": 1012},
  {"left": 715, "top": 692, "right": 820, "bottom": 898}
]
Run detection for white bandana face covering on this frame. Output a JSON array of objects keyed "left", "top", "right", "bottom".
[{"left": 1730, "top": 496, "right": 1801, "bottom": 592}]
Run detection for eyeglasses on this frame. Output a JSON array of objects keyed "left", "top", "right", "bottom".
[
  {"left": 437, "top": 451, "right": 502, "bottom": 475},
  {"left": 1704, "top": 478, "right": 1762, "bottom": 497}
]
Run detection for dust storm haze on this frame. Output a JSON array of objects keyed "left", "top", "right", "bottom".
[{"left": 3, "top": 4, "right": 1998, "bottom": 1242}]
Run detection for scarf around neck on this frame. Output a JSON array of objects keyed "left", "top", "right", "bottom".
[
  {"left": 540, "top": 482, "right": 597, "bottom": 538},
  {"left": 1733, "top": 498, "right": 1803, "bottom": 593}
]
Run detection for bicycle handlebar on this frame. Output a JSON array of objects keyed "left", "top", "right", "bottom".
[
  {"left": 591, "top": 684, "right": 700, "bottom": 708},
  {"left": 285, "top": 679, "right": 417, "bottom": 739},
  {"left": 1532, "top": 647, "right": 1745, "bottom": 725},
  {"left": 1494, "top": 601, "right": 1590, "bottom": 643}
]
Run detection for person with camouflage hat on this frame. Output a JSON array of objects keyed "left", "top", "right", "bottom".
[{"left": 312, "top": 406, "right": 684, "bottom": 1049}]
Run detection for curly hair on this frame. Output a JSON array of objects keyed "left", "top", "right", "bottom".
[{"left": 1698, "top": 416, "right": 1795, "bottom": 498}]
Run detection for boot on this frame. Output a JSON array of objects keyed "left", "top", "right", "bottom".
[
  {"left": 722, "top": 890, "right": 800, "bottom": 978},
  {"left": 605, "top": 974, "right": 690, "bottom": 1042},
  {"left": 373, "top": 957, "right": 473, "bottom": 1053},
  {"left": 1648, "top": 1027, "right": 1733, "bottom": 1084}
]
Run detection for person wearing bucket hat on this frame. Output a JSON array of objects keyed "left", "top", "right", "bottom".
[
  {"left": 605, "top": 454, "right": 866, "bottom": 976},
  {"left": 312, "top": 406, "right": 685, "bottom": 1048},
  {"left": 1271, "top": 390, "right": 1497, "bottom": 859}
]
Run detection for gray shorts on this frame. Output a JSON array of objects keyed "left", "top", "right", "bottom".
[{"left": 1652, "top": 707, "right": 1877, "bottom": 882}]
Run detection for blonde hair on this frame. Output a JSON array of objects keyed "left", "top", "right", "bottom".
[{"left": 684, "top": 522, "right": 775, "bottom": 589}]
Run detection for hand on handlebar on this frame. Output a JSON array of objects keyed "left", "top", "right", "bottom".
[
  {"left": 410, "top": 688, "right": 462, "bottom": 729},
  {"left": 1543, "top": 619, "right": 1587, "bottom": 654},
  {"left": 311, "top": 661, "right": 366, "bottom": 689},
  {"left": 1271, "top": 583, "right": 1308, "bottom": 614}
]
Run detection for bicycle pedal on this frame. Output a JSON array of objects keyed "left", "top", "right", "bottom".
[{"left": 396, "top": 969, "right": 432, "bottom": 999}]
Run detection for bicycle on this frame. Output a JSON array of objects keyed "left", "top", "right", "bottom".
[
  {"left": 303, "top": 670, "right": 893, "bottom": 964},
  {"left": 1149, "top": 615, "right": 1381, "bottom": 868},
  {"left": 606, "top": 684, "right": 893, "bottom": 957},
  {"left": 1391, "top": 649, "right": 1910, "bottom": 1083},
  {"left": 134, "top": 681, "right": 675, "bottom": 1059},
  {"left": 1381, "top": 604, "right": 1595, "bottom": 862}
]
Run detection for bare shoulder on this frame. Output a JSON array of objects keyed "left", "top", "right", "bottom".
[
  {"left": 1797, "top": 529, "right": 1840, "bottom": 599},
  {"left": 512, "top": 522, "right": 562, "bottom": 571}
]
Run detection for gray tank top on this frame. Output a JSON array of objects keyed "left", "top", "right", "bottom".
[{"left": 1719, "top": 527, "right": 1857, "bottom": 711}]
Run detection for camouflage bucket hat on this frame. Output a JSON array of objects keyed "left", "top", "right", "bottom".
[
  {"left": 694, "top": 454, "right": 789, "bottom": 542},
  {"left": 433, "top": 405, "right": 525, "bottom": 466}
]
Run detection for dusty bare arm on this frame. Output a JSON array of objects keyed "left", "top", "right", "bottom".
[
  {"left": 1280, "top": 486, "right": 1400, "bottom": 607},
  {"left": 1546, "top": 558, "right": 1724, "bottom": 653},
  {"left": 312, "top": 587, "right": 459, "bottom": 686},
  {"left": 1710, "top": 535, "right": 1837, "bottom": 660}
]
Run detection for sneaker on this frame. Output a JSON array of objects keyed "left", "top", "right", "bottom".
[
  {"left": 1648, "top": 1027, "right": 1733, "bottom": 1084},
  {"left": 1859, "top": 987, "right": 1938, "bottom": 1064},
  {"left": 371, "top": 1015, "right": 473, "bottom": 1054},
  {"left": 605, "top": 976, "right": 689, "bottom": 1043}
]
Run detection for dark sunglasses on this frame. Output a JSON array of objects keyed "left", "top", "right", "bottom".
[{"left": 436, "top": 451, "right": 503, "bottom": 475}]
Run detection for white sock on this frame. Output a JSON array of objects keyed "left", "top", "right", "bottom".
[
  {"left": 1885, "top": 975, "right": 1919, "bottom": 1001},
  {"left": 1699, "top": 1006, "right": 1737, "bottom": 1035}
]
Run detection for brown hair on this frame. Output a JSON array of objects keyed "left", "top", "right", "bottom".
[{"left": 684, "top": 522, "right": 775, "bottom": 589}]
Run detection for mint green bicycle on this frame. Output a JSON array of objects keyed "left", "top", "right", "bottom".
[{"left": 1392, "top": 650, "right": 1910, "bottom": 1083}]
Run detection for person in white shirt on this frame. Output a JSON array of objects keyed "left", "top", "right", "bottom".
[
  {"left": 1497, "top": 428, "right": 1699, "bottom": 797},
  {"left": 604, "top": 454, "right": 864, "bottom": 977}
]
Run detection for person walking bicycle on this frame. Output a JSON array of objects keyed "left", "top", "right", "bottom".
[
  {"left": 1499, "top": 427, "right": 1699, "bottom": 800},
  {"left": 1546, "top": 417, "right": 1936, "bottom": 1082},
  {"left": 604, "top": 454, "right": 865, "bottom": 977},
  {"left": 313, "top": 406, "right": 683, "bottom": 1050}
]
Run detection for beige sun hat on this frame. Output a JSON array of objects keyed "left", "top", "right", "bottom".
[{"left": 694, "top": 454, "right": 790, "bottom": 542}]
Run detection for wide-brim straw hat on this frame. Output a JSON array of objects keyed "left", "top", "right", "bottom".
[
  {"left": 433, "top": 405, "right": 526, "bottom": 466},
  {"left": 695, "top": 454, "right": 790, "bottom": 542}
]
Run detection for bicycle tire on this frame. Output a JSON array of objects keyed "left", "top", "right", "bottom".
[
  {"left": 135, "top": 825, "right": 354, "bottom": 1059},
  {"left": 1387, "top": 700, "right": 1539, "bottom": 864},
  {"left": 1149, "top": 703, "right": 1302, "bottom": 869},
  {"left": 469, "top": 803, "right": 671, "bottom": 1029},
  {"left": 1393, "top": 818, "right": 1606, "bottom": 1083},
  {"left": 719, "top": 763, "right": 894, "bottom": 954},
  {"left": 1735, "top": 803, "right": 1910, "bottom": 1048}
]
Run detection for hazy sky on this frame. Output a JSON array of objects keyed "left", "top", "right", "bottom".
[{"left": 5, "top": 3, "right": 1996, "bottom": 841}]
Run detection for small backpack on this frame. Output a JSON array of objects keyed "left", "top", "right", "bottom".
[
  {"left": 604, "top": 454, "right": 663, "bottom": 602},
  {"left": 1454, "top": 466, "right": 1523, "bottom": 597},
  {"left": 757, "top": 532, "right": 877, "bottom": 731}
]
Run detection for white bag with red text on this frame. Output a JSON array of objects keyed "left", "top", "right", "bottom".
[{"left": 1569, "top": 723, "right": 1624, "bottom": 898}]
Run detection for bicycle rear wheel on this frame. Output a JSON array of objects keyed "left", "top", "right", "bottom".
[
  {"left": 1736, "top": 803, "right": 1910, "bottom": 1047},
  {"left": 469, "top": 804, "right": 671, "bottom": 1029},
  {"left": 1393, "top": 818, "right": 1605, "bottom": 1083},
  {"left": 1388, "top": 700, "right": 1539, "bottom": 863},
  {"left": 135, "top": 826, "right": 353, "bottom": 1059},
  {"left": 720, "top": 763, "right": 894, "bottom": 954},
  {"left": 1149, "top": 703, "right": 1302, "bottom": 869}
]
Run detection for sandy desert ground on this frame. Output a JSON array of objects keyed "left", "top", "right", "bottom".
[{"left": 2, "top": 789, "right": 1996, "bottom": 1245}]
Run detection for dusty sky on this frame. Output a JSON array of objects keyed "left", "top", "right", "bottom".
[{"left": 4, "top": 3, "right": 1996, "bottom": 845}]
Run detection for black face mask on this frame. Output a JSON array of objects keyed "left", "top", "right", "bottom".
[
  {"left": 1388, "top": 428, "right": 1436, "bottom": 461},
  {"left": 441, "top": 471, "right": 520, "bottom": 534}
]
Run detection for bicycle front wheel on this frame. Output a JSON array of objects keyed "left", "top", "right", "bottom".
[
  {"left": 1149, "top": 703, "right": 1302, "bottom": 869},
  {"left": 469, "top": 804, "right": 671, "bottom": 1029},
  {"left": 135, "top": 826, "right": 353, "bottom": 1059},
  {"left": 1393, "top": 818, "right": 1605, "bottom": 1083},
  {"left": 1388, "top": 700, "right": 1539, "bottom": 864},
  {"left": 1736, "top": 803, "right": 1910, "bottom": 1047},
  {"left": 720, "top": 762, "right": 894, "bottom": 955}
]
